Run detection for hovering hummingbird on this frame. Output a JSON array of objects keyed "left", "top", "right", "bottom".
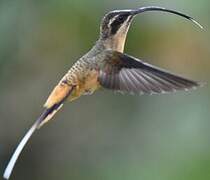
[{"left": 3, "top": 6, "right": 203, "bottom": 179}]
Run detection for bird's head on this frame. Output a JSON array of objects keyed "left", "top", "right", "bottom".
[
  {"left": 99, "top": 6, "right": 203, "bottom": 52},
  {"left": 99, "top": 9, "right": 135, "bottom": 52}
]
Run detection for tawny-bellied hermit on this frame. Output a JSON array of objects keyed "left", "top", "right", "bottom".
[{"left": 3, "top": 6, "right": 204, "bottom": 180}]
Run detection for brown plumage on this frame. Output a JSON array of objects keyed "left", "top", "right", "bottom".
[{"left": 4, "top": 6, "right": 204, "bottom": 180}]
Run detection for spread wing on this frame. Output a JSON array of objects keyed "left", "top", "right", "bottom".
[{"left": 98, "top": 50, "right": 201, "bottom": 94}]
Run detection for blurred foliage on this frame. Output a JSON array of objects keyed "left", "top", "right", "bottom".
[{"left": 0, "top": 0, "right": 210, "bottom": 180}]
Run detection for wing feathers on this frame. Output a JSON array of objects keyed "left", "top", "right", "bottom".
[{"left": 98, "top": 51, "right": 202, "bottom": 94}]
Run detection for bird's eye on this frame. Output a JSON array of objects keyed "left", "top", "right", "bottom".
[
  {"left": 110, "top": 14, "right": 128, "bottom": 34},
  {"left": 117, "top": 15, "right": 126, "bottom": 22}
]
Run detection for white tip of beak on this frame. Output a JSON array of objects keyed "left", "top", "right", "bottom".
[{"left": 191, "top": 18, "right": 204, "bottom": 29}]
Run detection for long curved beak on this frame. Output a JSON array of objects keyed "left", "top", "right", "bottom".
[{"left": 130, "top": 6, "right": 203, "bottom": 29}]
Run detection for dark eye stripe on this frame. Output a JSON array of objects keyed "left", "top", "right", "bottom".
[{"left": 110, "top": 15, "right": 128, "bottom": 34}]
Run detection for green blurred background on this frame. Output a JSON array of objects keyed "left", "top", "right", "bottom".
[{"left": 1, "top": 0, "right": 210, "bottom": 179}]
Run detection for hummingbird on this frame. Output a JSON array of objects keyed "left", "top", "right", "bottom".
[{"left": 3, "top": 6, "right": 203, "bottom": 179}]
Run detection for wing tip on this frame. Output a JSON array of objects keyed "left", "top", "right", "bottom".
[
  {"left": 183, "top": 80, "right": 206, "bottom": 90},
  {"left": 196, "top": 81, "right": 206, "bottom": 87},
  {"left": 162, "top": 80, "right": 205, "bottom": 93}
]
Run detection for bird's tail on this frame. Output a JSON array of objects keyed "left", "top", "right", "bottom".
[{"left": 3, "top": 84, "right": 75, "bottom": 179}]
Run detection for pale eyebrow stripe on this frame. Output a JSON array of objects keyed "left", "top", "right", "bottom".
[{"left": 108, "top": 14, "right": 120, "bottom": 28}]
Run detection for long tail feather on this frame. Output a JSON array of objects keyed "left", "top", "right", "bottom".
[
  {"left": 3, "top": 105, "right": 61, "bottom": 179},
  {"left": 3, "top": 119, "right": 39, "bottom": 180},
  {"left": 3, "top": 85, "right": 75, "bottom": 179}
]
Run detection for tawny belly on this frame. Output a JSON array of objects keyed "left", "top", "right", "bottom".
[{"left": 68, "top": 70, "right": 101, "bottom": 101}]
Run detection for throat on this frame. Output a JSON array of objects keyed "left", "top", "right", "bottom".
[{"left": 100, "top": 34, "right": 127, "bottom": 53}]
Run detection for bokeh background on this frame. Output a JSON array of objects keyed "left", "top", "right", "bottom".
[{"left": 1, "top": 0, "right": 210, "bottom": 179}]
